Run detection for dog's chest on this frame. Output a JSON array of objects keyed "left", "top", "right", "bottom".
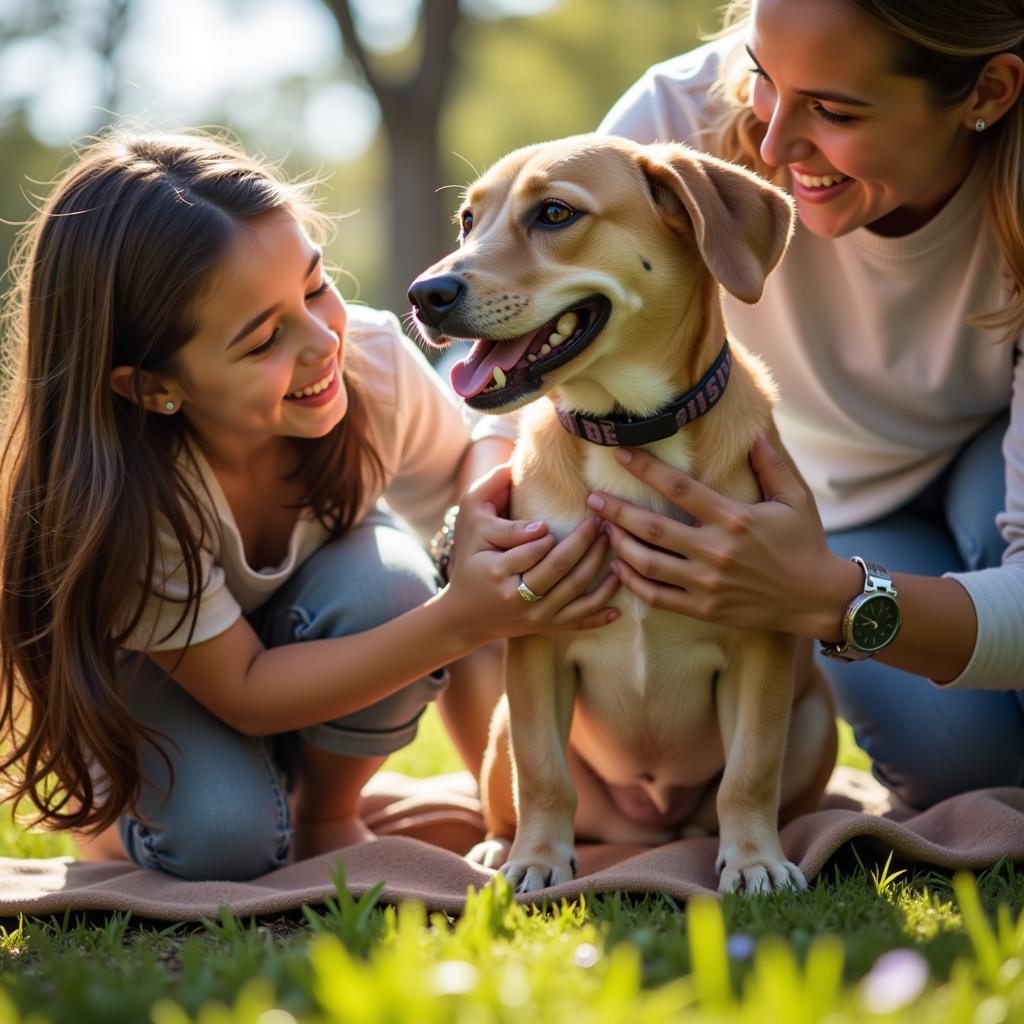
[
  {"left": 528, "top": 435, "right": 732, "bottom": 775},
  {"left": 558, "top": 595, "right": 732, "bottom": 778},
  {"left": 587, "top": 439, "right": 693, "bottom": 523},
  {"left": 538, "top": 440, "right": 696, "bottom": 544},
  {"left": 548, "top": 440, "right": 729, "bottom": 712}
]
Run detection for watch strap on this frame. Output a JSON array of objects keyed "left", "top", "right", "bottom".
[
  {"left": 820, "top": 556, "right": 899, "bottom": 662},
  {"left": 856, "top": 557, "right": 897, "bottom": 599}
]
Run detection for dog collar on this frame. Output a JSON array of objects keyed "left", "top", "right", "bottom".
[{"left": 556, "top": 341, "right": 732, "bottom": 447}]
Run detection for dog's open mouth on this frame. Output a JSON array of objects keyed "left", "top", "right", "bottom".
[{"left": 448, "top": 295, "right": 611, "bottom": 410}]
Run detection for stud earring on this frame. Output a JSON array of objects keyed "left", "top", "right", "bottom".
[
  {"left": 164, "top": 400, "right": 175, "bottom": 412},
  {"left": 975, "top": 118, "right": 987, "bottom": 132}
]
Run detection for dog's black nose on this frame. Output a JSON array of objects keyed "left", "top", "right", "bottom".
[{"left": 408, "top": 275, "right": 463, "bottom": 328}]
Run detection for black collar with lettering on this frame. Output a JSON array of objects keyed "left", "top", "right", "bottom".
[{"left": 556, "top": 341, "right": 732, "bottom": 447}]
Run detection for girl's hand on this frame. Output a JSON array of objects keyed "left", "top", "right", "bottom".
[
  {"left": 586, "top": 436, "right": 845, "bottom": 638},
  {"left": 443, "top": 464, "right": 621, "bottom": 645}
]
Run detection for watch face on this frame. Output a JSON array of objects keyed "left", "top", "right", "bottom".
[{"left": 851, "top": 594, "right": 901, "bottom": 652}]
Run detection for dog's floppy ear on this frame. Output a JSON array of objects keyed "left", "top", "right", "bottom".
[{"left": 638, "top": 144, "right": 795, "bottom": 303}]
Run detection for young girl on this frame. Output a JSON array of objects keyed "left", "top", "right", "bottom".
[
  {"left": 0, "top": 131, "right": 620, "bottom": 880},
  {"left": 591, "top": 0, "right": 1024, "bottom": 808}
]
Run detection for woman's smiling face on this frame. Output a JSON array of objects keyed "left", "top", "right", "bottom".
[{"left": 747, "top": 0, "right": 980, "bottom": 238}]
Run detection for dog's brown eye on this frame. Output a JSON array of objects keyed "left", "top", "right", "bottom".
[
  {"left": 461, "top": 210, "right": 474, "bottom": 235},
  {"left": 538, "top": 201, "right": 575, "bottom": 226}
]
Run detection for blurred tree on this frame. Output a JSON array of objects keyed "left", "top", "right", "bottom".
[
  {"left": 96, "top": 0, "right": 131, "bottom": 117},
  {"left": 0, "top": 0, "right": 137, "bottom": 294},
  {"left": 322, "top": 0, "right": 464, "bottom": 314},
  {"left": 0, "top": 0, "right": 724, "bottom": 317},
  {"left": 0, "top": 113, "right": 61, "bottom": 236},
  {"left": 319, "top": 0, "right": 721, "bottom": 314},
  {"left": 443, "top": 0, "right": 721, "bottom": 171}
]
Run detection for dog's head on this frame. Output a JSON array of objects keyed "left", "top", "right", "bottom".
[{"left": 409, "top": 135, "right": 794, "bottom": 415}]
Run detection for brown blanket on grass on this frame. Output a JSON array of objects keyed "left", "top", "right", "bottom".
[{"left": 1, "top": 767, "right": 1021, "bottom": 921}]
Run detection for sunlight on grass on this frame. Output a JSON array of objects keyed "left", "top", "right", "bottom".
[
  {"left": 836, "top": 718, "right": 871, "bottom": 772},
  {"left": 0, "top": 802, "right": 75, "bottom": 860},
  {"left": 5, "top": 704, "right": 1015, "bottom": 1024},
  {"left": 0, "top": 870, "right": 1013, "bottom": 1024},
  {"left": 383, "top": 704, "right": 463, "bottom": 779}
]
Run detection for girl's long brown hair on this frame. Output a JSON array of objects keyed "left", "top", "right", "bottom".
[
  {"left": 0, "top": 131, "right": 383, "bottom": 834},
  {"left": 711, "top": 0, "right": 1024, "bottom": 339}
]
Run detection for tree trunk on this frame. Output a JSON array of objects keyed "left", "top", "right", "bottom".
[
  {"left": 382, "top": 98, "right": 450, "bottom": 319},
  {"left": 324, "top": 0, "right": 462, "bottom": 319}
]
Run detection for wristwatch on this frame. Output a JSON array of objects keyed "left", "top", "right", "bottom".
[{"left": 819, "top": 556, "right": 902, "bottom": 662}]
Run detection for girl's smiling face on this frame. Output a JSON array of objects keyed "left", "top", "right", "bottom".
[
  {"left": 169, "top": 210, "right": 348, "bottom": 462},
  {"left": 747, "top": 0, "right": 980, "bottom": 238}
]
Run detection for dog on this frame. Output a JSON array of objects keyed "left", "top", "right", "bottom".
[{"left": 409, "top": 135, "right": 837, "bottom": 894}]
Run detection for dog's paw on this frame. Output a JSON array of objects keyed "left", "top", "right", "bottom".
[
  {"left": 716, "top": 846, "right": 807, "bottom": 895},
  {"left": 499, "top": 842, "right": 579, "bottom": 893},
  {"left": 465, "top": 838, "right": 512, "bottom": 870}
]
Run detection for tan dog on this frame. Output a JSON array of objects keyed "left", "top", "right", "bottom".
[{"left": 409, "top": 135, "right": 837, "bottom": 894}]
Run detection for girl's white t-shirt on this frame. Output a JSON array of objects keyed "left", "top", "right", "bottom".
[
  {"left": 600, "top": 40, "right": 1024, "bottom": 689},
  {"left": 122, "top": 306, "right": 478, "bottom": 653}
]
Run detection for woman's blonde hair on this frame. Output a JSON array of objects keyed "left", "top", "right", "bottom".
[
  {"left": 711, "top": 0, "right": 1024, "bottom": 339},
  {"left": 0, "top": 130, "right": 383, "bottom": 833}
]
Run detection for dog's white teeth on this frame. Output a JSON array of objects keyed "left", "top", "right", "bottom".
[
  {"left": 556, "top": 312, "right": 578, "bottom": 336},
  {"left": 548, "top": 332, "right": 564, "bottom": 347},
  {"left": 539, "top": 343, "right": 551, "bottom": 355},
  {"left": 526, "top": 353, "right": 537, "bottom": 362},
  {"left": 492, "top": 367, "right": 506, "bottom": 388}
]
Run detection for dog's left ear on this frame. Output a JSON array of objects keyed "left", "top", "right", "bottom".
[{"left": 638, "top": 144, "right": 795, "bottom": 303}]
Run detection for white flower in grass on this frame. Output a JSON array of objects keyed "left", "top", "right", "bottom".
[
  {"left": 498, "top": 963, "right": 530, "bottom": 1007},
  {"left": 974, "top": 995, "right": 1010, "bottom": 1024},
  {"left": 860, "top": 948, "right": 929, "bottom": 1013},
  {"left": 430, "top": 959, "right": 480, "bottom": 995}
]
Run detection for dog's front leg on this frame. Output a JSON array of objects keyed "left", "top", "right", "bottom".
[
  {"left": 714, "top": 633, "right": 806, "bottom": 894},
  {"left": 501, "top": 633, "right": 578, "bottom": 893}
]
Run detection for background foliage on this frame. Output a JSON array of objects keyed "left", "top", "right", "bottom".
[{"left": 0, "top": 0, "right": 722, "bottom": 317}]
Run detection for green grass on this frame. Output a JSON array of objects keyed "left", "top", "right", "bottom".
[{"left": 0, "top": 715, "right": 1020, "bottom": 1024}]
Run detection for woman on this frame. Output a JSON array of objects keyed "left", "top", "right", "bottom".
[{"left": 589, "top": 0, "right": 1024, "bottom": 808}]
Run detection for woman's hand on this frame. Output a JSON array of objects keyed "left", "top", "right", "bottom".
[
  {"left": 441, "top": 464, "right": 621, "bottom": 645},
  {"left": 586, "top": 436, "right": 847, "bottom": 638}
]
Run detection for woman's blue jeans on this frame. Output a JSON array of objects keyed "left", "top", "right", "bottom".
[
  {"left": 116, "top": 509, "right": 446, "bottom": 880},
  {"left": 819, "top": 415, "right": 1023, "bottom": 809}
]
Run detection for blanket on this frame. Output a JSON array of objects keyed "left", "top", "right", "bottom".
[{"left": 0, "top": 768, "right": 1021, "bottom": 921}]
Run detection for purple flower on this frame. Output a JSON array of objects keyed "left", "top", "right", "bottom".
[
  {"left": 727, "top": 935, "right": 756, "bottom": 961},
  {"left": 860, "top": 949, "right": 929, "bottom": 1013}
]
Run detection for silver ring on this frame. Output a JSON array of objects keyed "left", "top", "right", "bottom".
[{"left": 517, "top": 576, "right": 542, "bottom": 603}]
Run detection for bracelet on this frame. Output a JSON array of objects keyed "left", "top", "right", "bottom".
[{"left": 428, "top": 504, "right": 459, "bottom": 584}]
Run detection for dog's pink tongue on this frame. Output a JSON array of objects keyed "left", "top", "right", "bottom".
[{"left": 450, "top": 330, "right": 539, "bottom": 399}]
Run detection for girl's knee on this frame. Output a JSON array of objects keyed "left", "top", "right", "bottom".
[
  {"left": 121, "top": 776, "right": 291, "bottom": 881},
  {"left": 260, "top": 516, "right": 439, "bottom": 644}
]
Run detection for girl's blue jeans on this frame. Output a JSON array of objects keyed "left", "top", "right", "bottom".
[
  {"left": 116, "top": 508, "right": 447, "bottom": 880},
  {"left": 819, "top": 414, "right": 1023, "bottom": 809}
]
